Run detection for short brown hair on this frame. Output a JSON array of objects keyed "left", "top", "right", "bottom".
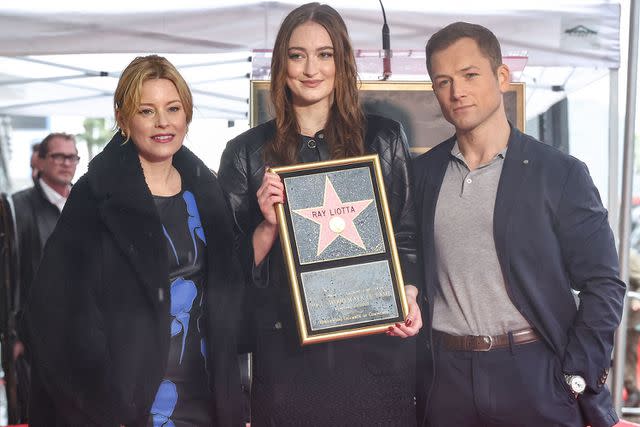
[
  {"left": 38, "top": 133, "right": 76, "bottom": 158},
  {"left": 266, "top": 2, "right": 364, "bottom": 165},
  {"left": 114, "top": 55, "right": 193, "bottom": 138},
  {"left": 425, "top": 22, "right": 503, "bottom": 78}
]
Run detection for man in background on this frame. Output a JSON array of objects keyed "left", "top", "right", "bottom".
[
  {"left": 11, "top": 132, "right": 79, "bottom": 421},
  {"left": 29, "top": 143, "right": 40, "bottom": 184}
]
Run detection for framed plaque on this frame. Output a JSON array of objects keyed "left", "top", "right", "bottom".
[{"left": 270, "top": 155, "right": 408, "bottom": 345}]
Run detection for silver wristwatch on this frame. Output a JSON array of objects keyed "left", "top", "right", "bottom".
[{"left": 564, "top": 374, "right": 586, "bottom": 397}]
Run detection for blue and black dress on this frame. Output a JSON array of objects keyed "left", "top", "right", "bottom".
[{"left": 148, "top": 189, "right": 213, "bottom": 427}]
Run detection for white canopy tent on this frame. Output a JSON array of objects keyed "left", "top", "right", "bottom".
[
  {"left": 0, "top": 0, "right": 620, "bottom": 64},
  {"left": 0, "top": 0, "right": 621, "bottom": 119}
]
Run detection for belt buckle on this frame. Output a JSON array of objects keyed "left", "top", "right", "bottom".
[{"left": 478, "top": 335, "right": 493, "bottom": 351}]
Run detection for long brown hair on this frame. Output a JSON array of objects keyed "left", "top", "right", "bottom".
[{"left": 265, "top": 2, "right": 364, "bottom": 165}]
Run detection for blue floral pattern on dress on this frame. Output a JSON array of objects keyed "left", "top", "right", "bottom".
[
  {"left": 151, "top": 380, "right": 177, "bottom": 427},
  {"left": 162, "top": 225, "right": 179, "bottom": 264},
  {"left": 183, "top": 191, "right": 206, "bottom": 263},
  {"left": 150, "top": 190, "right": 210, "bottom": 426},
  {"left": 170, "top": 277, "right": 197, "bottom": 364}
]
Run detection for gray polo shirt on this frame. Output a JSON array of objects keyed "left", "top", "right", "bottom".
[{"left": 432, "top": 141, "right": 530, "bottom": 336}]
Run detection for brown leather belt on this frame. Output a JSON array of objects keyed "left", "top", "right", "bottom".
[{"left": 434, "top": 328, "right": 540, "bottom": 352}]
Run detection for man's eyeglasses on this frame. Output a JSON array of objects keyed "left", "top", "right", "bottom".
[{"left": 47, "top": 153, "right": 81, "bottom": 165}]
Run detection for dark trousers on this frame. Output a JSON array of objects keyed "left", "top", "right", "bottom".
[{"left": 427, "top": 337, "right": 583, "bottom": 427}]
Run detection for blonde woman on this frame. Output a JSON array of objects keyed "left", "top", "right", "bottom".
[{"left": 26, "top": 55, "right": 244, "bottom": 426}]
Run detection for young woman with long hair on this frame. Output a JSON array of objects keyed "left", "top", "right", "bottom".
[{"left": 219, "top": 3, "right": 422, "bottom": 425}]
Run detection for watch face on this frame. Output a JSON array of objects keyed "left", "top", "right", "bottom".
[{"left": 570, "top": 376, "right": 587, "bottom": 394}]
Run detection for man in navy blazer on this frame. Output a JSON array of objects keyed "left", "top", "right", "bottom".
[{"left": 414, "top": 22, "right": 625, "bottom": 427}]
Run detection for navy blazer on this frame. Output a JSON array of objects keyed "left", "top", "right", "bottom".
[{"left": 413, "top": 126, "right": 625, "bottom": 427}]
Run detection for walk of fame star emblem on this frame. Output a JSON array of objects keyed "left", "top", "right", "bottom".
[{"left": 293, "top": 177, "right": 374, "bottom": 256}]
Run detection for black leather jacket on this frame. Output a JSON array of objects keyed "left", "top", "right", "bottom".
[{"left": 218, "top": 114, "right": 418, "bottom": 290}]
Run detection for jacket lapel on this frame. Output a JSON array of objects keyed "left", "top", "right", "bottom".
[
  {"left": 421, "top": 137, "right": 455, "bottom": 306},
  {"left": 33, "top": 182, "right": 60, "bottom": 248},
  {"left": 99, "top": 196, "right": 169, "bottom": 310},
  {"left": 91, "top": 134, "right": 170, "bottom": 317},
  {"left": 493, "top": 127, "right": 530, "bottom": 279}
]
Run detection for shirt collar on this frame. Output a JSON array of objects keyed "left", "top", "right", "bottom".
[
  {"left": 39, "top": 178, "right": 68, "bottom": 212},
  {"left": 450, "top": 140, "right": 508, "bottom": 163}
]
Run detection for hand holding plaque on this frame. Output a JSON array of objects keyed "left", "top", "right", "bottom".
[{"left": 271, "top": 154, "right": 408, "bottom": 345}]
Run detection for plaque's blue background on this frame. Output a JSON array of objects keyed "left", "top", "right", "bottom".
[
  {"left": 284, "top": 167, "right": 385, "bottom": 265},
  {"left": 301, "top": 260, "right": 398, "bottom": 331}
]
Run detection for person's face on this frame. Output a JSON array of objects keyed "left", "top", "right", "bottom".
[
  {"left": 286, "top": 21, "right": 336, "bottom": 109},
  {"left": 39, "top": 137, "right": 78, "bottom": 187},
  {"left": 125, "top": 78, "right": 187, "bottom": 166},
  {"left": 430, "top": 37, "right": 509, "bottom": 133},
  {"left": 30, "top": 150, "right": 41, "bottom": 181}
]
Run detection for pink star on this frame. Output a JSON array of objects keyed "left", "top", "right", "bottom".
[{"left": 293, "top": 177, "right": 373, "bottom": 256}]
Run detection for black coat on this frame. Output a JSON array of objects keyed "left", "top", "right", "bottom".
[
  {"left": 413, "top": 127, "right": 625, "bottom": 427},
  {"left": 218, "top": 116, "right": 419, "bottom": 426},
  {"left": 25, "top": 133, "right": 245, "bottom": 426},
  {"left": 12, "top": 180, "right": 61, "bottom": 315}
]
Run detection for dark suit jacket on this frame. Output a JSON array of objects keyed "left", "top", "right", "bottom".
[
  {"left": 24, "top": 133, "right": 245, "bottom": 426},
  {"left": 12, "top": 180, "right": 61, "bottom": 316},
  {"left": 413, "top": 126, "right": 625, "bottom": 427}
]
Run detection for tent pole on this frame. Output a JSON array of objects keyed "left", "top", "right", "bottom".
[
  {"left": 613, "top": 0, "right": 639, "bottom": 415},
  {"left": 608, "top": 69, "right": 620, "bottom": 238}
]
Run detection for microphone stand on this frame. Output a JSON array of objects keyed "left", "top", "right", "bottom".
[{"left": 379, "top": 0, "right": 391, "bottom": 80}]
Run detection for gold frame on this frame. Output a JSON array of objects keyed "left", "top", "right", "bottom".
[
  {"left": 250, "top": 80, "right": 525, "bottom": 153},
  {"left": 271, "top": 155, "right": 408, "bottom": 345}
]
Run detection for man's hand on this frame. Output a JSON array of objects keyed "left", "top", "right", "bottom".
[
  {"left": 13, "top": 340, "right": 24, "bottom": 361},
  {"left": 387, "top": 285, "right": 423, "bottom": 338}
]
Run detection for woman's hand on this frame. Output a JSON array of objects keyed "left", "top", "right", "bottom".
[
  {"left": 387, "top": 285, "right": 423, "bottom": 338},
  {"left": 253, "top": 170, "right": 284, "bottom": 265},
  {"left": 257, "top": 170, "right": 284, "bottom": 225}
]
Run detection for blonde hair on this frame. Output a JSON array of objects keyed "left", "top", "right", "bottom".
[{"left": 114, "top": 55, "right": 193, "bottom": 138}]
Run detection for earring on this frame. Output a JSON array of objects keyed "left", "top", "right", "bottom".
[{"left": 119, "top": 129, "right": 129, "bottom": 146}]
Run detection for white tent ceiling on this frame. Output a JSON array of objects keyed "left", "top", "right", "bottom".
[
  {"left": 0, "top": 52, "right": 253, "bottom": 119},
  {"left": 0, "top": 0, "right": 622, "bottom": 120}
]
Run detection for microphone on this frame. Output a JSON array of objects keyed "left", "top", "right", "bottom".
[{"left": 379, "top": 0, "right": 392, "bottom": 80}]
